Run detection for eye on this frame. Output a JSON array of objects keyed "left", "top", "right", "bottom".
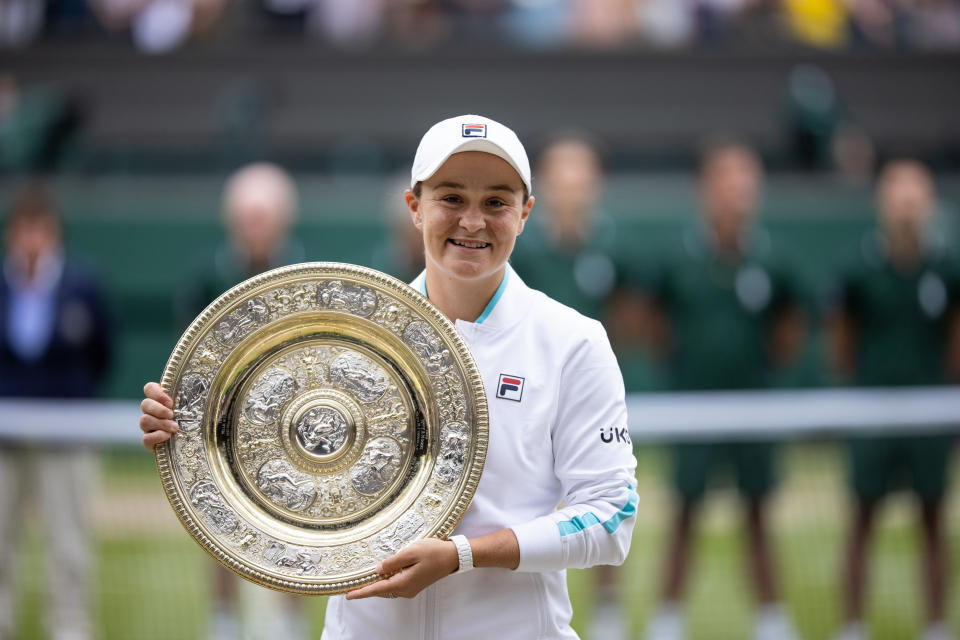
[
  {"left": 441, "top": 194, "right": 463, "bottom": 204},
  {"left": 487, "top": 198, "right": 507, "bottom": 208}
]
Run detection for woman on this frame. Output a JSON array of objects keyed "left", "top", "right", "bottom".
[{"left": 140, "top": 115, "right": 638, "bottom": 639}]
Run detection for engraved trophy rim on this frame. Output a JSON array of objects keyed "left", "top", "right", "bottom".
[{"left": 155, "top": 262, "right": 488, "bottom": 594}]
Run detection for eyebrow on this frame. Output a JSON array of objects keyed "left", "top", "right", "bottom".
[{"left": 433, "top": 181, "right": 517, "bottom": 193}]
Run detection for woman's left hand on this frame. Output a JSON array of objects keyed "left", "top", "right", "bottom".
[{"left": 345, "top": 538, "right": 459, "bottom": 600}]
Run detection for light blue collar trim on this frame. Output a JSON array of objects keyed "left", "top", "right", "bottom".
[
  {"left": 474, "top": 269, "right": 509, "bottom": 325},
  {"left": 414, "top": 268, "right": 509, "bottom": 326}
]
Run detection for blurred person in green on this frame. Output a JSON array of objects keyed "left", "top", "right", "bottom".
[
  {"left": 0, "top": 188, "right": 112, "bottom": 640},
  {"left": 637, "top": 141, "right": 806, "bottom": 640},
  {"left": 175, "top": 162, "right": 305, "bottom": 327},
  {"left": 830, "top": 160, "right": 960, "bottom": 640},
  {"left": 175, "top": 163, "right": 309, "bottom": 640},
  {"left": 510, "top": 134, "right": 617, "bottom": 322}
]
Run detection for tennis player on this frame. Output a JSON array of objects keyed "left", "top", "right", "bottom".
[{"left": 140, "top": 114, "right": 639, "bottom": 639}]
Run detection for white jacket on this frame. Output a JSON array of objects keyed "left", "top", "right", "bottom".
[{"left": 322, "top": 264, "right": 638, "bottom": 640}]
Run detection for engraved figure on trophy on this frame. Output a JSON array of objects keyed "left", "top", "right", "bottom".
[
  {"left": 189, "top": 481, "right": 238, "bottom": 534},
  {"left": 350, "top": 437, "right": 402, "bottom": 495},
  {"left": 263, "top": 542, "right": 323, "bottom": 576},
  {"left": 256, "top": 459, "right": 317, "bottom": 511},
  {"left": 175, "top": 373, "right": 209, "bottom": 428},
  {"left": 329, "top": 352, "right": 389, "bottom": 402},
  {"left": 244, "top": 368, "right": 297, "bottom": 425},
  {"left": 296, "top": 406, "right": 349, "bottom": 455},
  {"left": 436, "top": 422, "right": 468, "bottom": 484},
  {"left": 214, "top": 297, "right": 270, "bottom": 345},
  {"left": 273, "top": 285, "right": 314, "bottom": 313},
  {"left": 317, "top": 280, "right": 377, "bottom": 317},
  {"left": 402, "top": 321, "right": 452, "bottom": 374},
  {"left": 371, "top": 512, "right": 425, "bottom": 558}
]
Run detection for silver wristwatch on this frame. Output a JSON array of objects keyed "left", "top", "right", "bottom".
[{"left": 450, "top": 535, "right": 474, "bottom": 573}]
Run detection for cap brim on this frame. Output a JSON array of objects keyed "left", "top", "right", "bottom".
[{"left": 413, "top": 139, "right": 531, "bottom": 194}]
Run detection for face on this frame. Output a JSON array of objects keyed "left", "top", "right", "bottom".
[
  {"left": 538, "top": 139, "right": 602, "bottom": 219},
  {"left": 406, "top": 151, "right": 532, "bottom": 285},
  {"left": 877, "top": 162, "right": 934, "bottom": 242},
  {"left": 700, "top": 147, "right": 762, "bottom": 243},
  {"left": 5, "top": 216, "right": 60, "bottom": 266},
  {"left": 226, "top": 194, "right": 291, "bottom": 265}
]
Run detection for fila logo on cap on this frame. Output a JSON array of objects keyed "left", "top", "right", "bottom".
[
  {"left": 497, "top": 374, "right": 524, "bottom": 402},
  {"left": 462, "top": 123, "right": 487, "bottom": 138}
]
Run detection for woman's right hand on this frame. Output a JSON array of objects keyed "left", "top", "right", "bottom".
[{"left": 140, "top": 381, "right": 178, "bottom": 451}]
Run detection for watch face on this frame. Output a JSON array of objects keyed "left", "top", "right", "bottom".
[{"left": 157, "top": 262, "right": 488, "bottom": 594}]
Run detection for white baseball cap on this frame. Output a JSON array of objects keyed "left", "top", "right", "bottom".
[{"left": 410, "top": 114, "right": 532, "bottom": 195}]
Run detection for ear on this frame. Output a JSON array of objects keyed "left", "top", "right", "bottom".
[
  {"left": 517, "top": 195, "right": 534, "bottom": 235},
  {"left": 405, "top": 189, "right": 423, "bottom": 228}
]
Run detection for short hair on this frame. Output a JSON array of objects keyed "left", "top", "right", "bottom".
[{"left": 4, "top": 186, "right": 60, "bottom": 232}]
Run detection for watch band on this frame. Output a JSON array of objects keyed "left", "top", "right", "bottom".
[{"left": 450, "top": 534, "right": 474, "bottom": 573}]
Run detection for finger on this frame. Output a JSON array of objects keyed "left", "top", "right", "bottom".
[
  {"left": 140, "top": 414, "right": 179, "bottom": 435},
  {"left": 345, "top": 575, "right": 401, "bottom": 600},
  {"left": 143, "top": 382, "right": 173, "bottom": 408},
  {"left": 377, "top": 551, "right": 415, "bottom": 576},
  {"left": 141, "top": 397, "right": 174, "bottom": 420},
  {"left": 142, "top": 430, "right": 172, "bottom": 450}
]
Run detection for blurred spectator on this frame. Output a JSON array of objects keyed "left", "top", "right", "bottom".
[
  {"left": 781, "top": 0, "right": 848, "bottom": 48},
  {"left": 785, "top": 64, "right": 843, "bottom": 171},
  {"left": 175, "top": 162, "right": 304, "bottom": 326},
  {"left": 511, "top": 134, "right": 617, "bottom": 321},
  {"left": 307, "top": 0, "right": 384, "bottom": 46},
  {"left": 0, "top": 76, "right": 84, "bottom": 175},
  {"left": 569, "top": 0, "right": 636, "bottom": 47},
  {"left": 846, "top": 0, "right": 901, "bottom": 47},
  {"left": 829, "top": 160, "right": 960, "bottom": 640},
  {"left": 0, "top": 0, "right": 46, "bottom": 46},
  {"left": 907, "top": 0, "right": 960, "bottom": 48},
  {"left": 173, "top": 163, "right": 308, "bottom": 640},
  {"left": 637, "top": 0, "right": 695, "bottom": 48},
  {"left": 89, "top": 0, "right": 227, "bottom": 53},
  {"left": 502, "top": 0, "right": 573, "bottom": 49},
  {"left": 635, "top": 141, "right": 805, "bottom": 640},
  {"left": 384, "top": 0, "right": 449, "bottom": 49},
  {"left": 0, "top": 187, "right": 113, "bottom": 640}
]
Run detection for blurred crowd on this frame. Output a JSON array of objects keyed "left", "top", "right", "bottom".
[{"left": 2, "top": 0, "right": 960, "bottom": 53}]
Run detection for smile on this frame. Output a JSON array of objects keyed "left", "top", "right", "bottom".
[{"left": 449, "top": 239, "right": 489, "bottom": 249}]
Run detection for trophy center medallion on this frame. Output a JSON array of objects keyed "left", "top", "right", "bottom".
[{"left": 293, "top": 402, "right": 353, "bottom": 460}]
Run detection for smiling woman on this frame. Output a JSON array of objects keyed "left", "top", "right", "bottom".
[{"left": 139, "top": 114, "right": 638, "bottom": 640}]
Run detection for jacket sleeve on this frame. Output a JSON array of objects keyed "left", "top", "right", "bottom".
[{"left": 509, "top": 320, "right": 638, "bottom": 572}]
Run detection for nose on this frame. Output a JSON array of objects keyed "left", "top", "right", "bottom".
[{"left": 458, "top": 204, "right": 486, "bottom": 233}]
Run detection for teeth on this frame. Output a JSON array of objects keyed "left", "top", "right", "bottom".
[{"left": 452, "top": 240, "right": 487, "bottom": 248}]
